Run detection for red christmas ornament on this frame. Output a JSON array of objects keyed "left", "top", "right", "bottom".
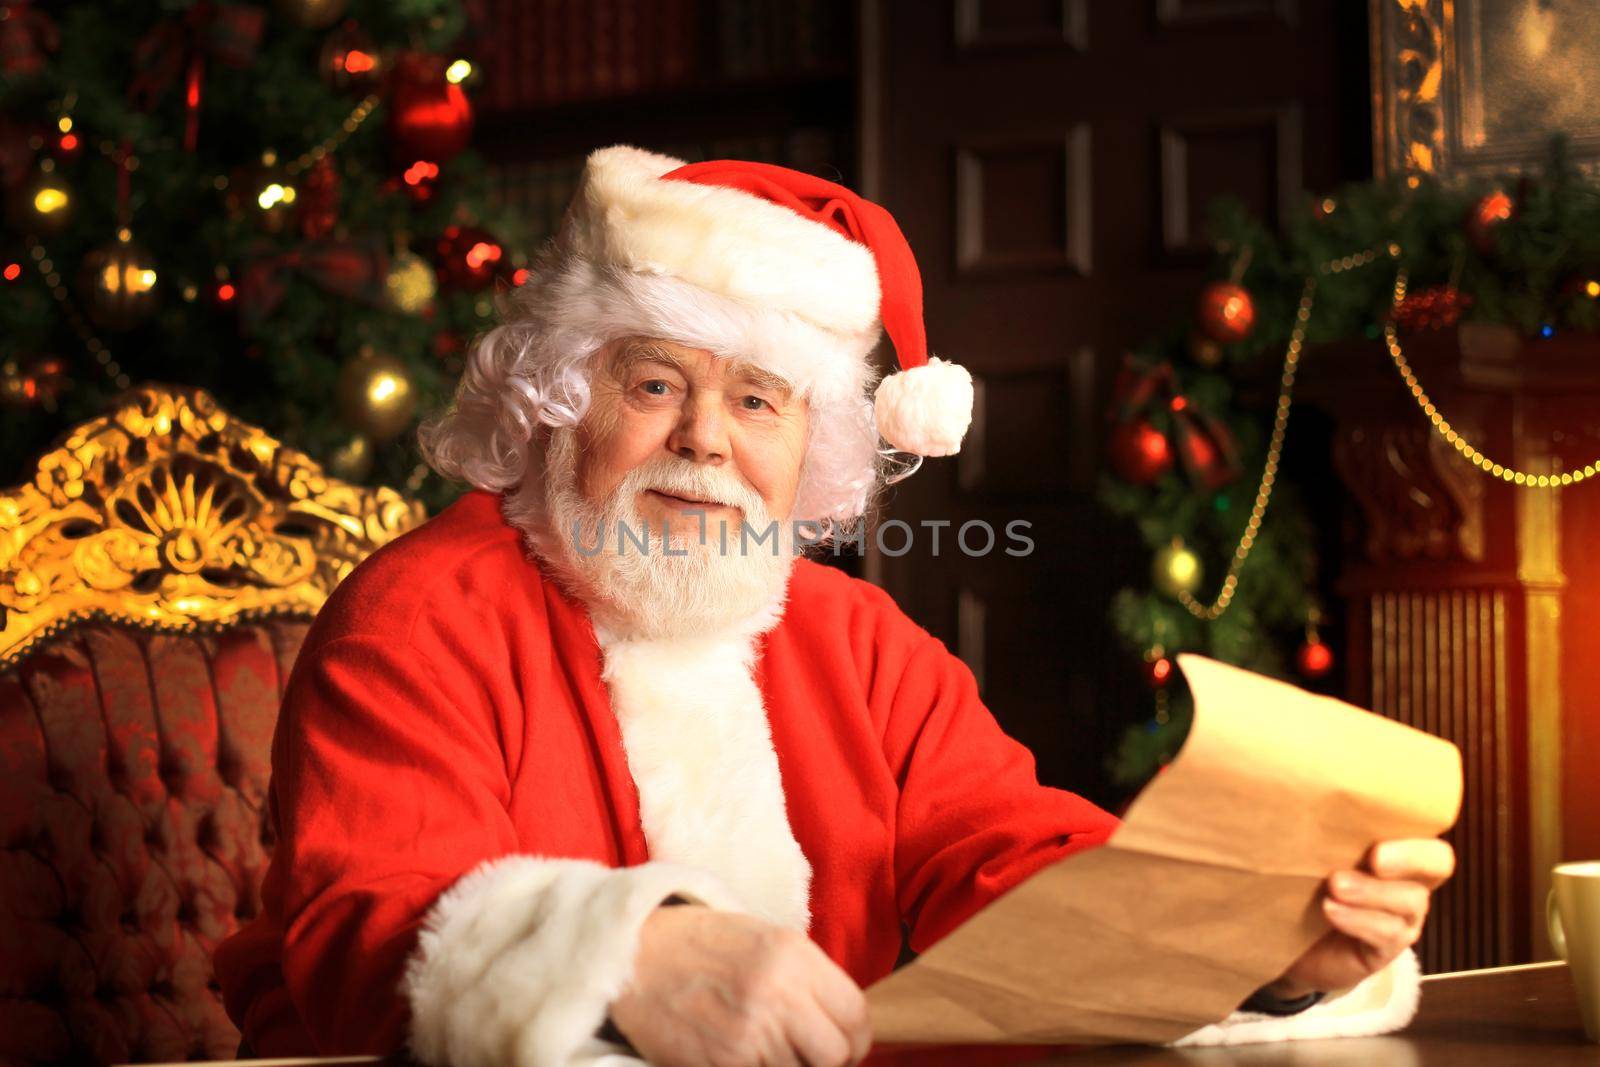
[
  {"left": 1391, "top": 284, "right": 1473, "bottom": 333},
  {"left": 1108, "top": 417, "right": 1174, "bottom": 485},
  {"left": 386, "top": 52, "right": 473, "bottom": 165},
  {"left": 1196, "top": 281, "right": 1256, "bottom": 344},
  {"left": 296, "top": 156, "right": 341, "bottom": 239},
  {"left": 1297, "top": 634, "right": 1335, "bottom": 679},
  {"left": 432, "top": 224, "right": 504, "bottom": 291},
  {"left": 1465, "top": 189, "right": 1514, "bottom": 255}
]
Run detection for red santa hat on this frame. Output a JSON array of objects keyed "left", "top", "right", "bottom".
[{"left": 552, "top": 144, "right": 975, "bottom": 457}]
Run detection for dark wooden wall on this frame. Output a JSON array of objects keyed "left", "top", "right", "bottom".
[{"left": 858, "top": 0, "right": 1372, "bottom": 809}]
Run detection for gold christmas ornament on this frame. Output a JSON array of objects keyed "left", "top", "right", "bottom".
[
  {"left": 79, "top": 233, "right": 160, "bottom": 331},
  {"left": 275, "top": 0, "right": 348, "bottom": 29},
  {"left": 1152, "top": 537, "right": 1203, "bottom": 598},
  {"left": 337, "top": 348, "right": 416, "bottom": 442},
  {"left": 327, "top": 431, "right": 375, "bottom": 481},
  {"left": 385, "top": 249, "right": 437, "bottom": 314}
]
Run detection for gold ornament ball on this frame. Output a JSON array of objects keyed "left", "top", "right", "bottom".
[
  {"left": 337, "top": 349, "right": 416, "bottom": 442},
  {"left": 79, "top": 235, "right": 160, "bottom": 331},
  {"left": 327, "top": 431, "right": 375, "bottom": 481},
  {"left": 1152, "top": 538, "right": 1203, "bottom": 598},
  {"left": 385, "top": 250, "right": 437, "bottom": 314},
  {"left": 275, "top": 0, "right": 348, "bottom": 29}
]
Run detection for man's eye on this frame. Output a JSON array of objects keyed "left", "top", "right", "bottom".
[
  {"left": 639, "top": 380, "right": 670, "bottom": 396},
  {"left": 740, "top": 395, "right": 772, "bottom": 411}
]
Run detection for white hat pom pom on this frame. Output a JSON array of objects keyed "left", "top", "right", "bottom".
[{"left": 873, "top": 356, "right": 975, "bottom": 457}]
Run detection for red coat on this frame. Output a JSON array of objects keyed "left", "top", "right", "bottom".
[{"left": 214, "top": 488, "right": 1124, "bottom": 1060}]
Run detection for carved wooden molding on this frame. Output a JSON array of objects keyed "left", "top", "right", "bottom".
[
  {"left": 1333, "top": 420, "right": 1485, "bottom": 564},
  {"left": 0, "top": 384, "right": 427, "bottom": 667},
  {"left": 953, "top": 0, "right": 1087, "bottom": 51}
]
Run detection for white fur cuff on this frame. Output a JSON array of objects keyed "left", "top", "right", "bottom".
[
  {"left": 404, "top": 855, "right": 750, "bottom": 1067},
  {"left": 1168, "top": 948, "right": 1423, "bottom": 1047}
]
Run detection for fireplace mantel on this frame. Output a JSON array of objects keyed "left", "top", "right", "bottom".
[{"left": 1299, "top": 323, "right": 1600, "bottom": 972}]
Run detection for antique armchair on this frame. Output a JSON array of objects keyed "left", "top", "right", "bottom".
[{"left": 0, "top": 384, "right": 426, "bottom": 1064}]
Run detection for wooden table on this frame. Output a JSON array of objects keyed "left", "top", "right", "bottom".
[
  {"left": 863, "top": 961, "right": 1596, "bottom": 1066},
  {"left": 138, "top": 961, "right": 1595, "bottom": 1066}
]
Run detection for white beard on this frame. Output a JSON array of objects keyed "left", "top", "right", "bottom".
[{"left": 511, "top": 427, "right": 797, "bottom": 641}]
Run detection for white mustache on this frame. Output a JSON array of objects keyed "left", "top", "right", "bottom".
[{"left": 627, "top": 460, "right": 762, "bottom": 514}]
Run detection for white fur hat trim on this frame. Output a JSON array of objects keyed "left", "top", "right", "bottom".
[
  {"left": 873, "top": 356, "right": 975, "bottom": 456},
  {"left": 563, "top": 144, "right": 882, "bottom": 339}
]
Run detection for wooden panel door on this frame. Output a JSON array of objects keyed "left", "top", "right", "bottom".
[{"left": 857, "top": 0, "right": 1367, "bottom": 807}]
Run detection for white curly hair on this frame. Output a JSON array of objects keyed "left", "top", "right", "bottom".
[{"left": 417, "top": 237, "right": 898, "bottom": 542}]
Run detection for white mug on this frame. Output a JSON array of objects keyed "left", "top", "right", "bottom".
[{"left": 1548, "top": 860, "right": 1600, "bottom": 1043}]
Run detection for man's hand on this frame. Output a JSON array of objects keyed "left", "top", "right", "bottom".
[
  {"left": 1265, "top": 838, "right": 1456, "bottom": 999},
  {"left": 608, "top": 903, "right": 873, "bottom": 1067}
]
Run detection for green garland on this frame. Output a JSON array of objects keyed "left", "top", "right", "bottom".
[{"left": 1100, "top": 136, "right": 1599, "bottom": 791}]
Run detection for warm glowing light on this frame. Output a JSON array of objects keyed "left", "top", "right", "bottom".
[
  {"left": 1584, "top": 280, "right": 1600, "bottom": 298},
  {"left": 258, "top": 182, "right": 297, "bottom": 209},
  {"left": 343, "top": 49, "right": 376, "bottom": 74},
  {"left": 3, "top": 263, "right": 20, "bottom": 281},
  {"left": 58, "top": 132, "right": 78, "bottom": 152},
  {"left": 369, "top": 374, "right": 401, "bottom": 403},
  {"left": 445, "top": 59, "right": 472, "bottom": 84},
  {"left": 1319, "top": 197, "right": 1336, "bottom": 214},
  {"left": 512, "top": 267, "right": 530, "bottom": 286},
  {"left": 403, "top": 160, "right": 440, "bottom": 185},
  {"left": 57, "top": 116, "right": 72, "bottom": 132},
  {"left": 33, "top": 185, "right": 68, "bottom": 215},
  {"left": 1477, "top": 190, "right": 1514, "bottom": 225},
  {"left": 217, "top": 282, "right": 236, "bottom": 302},
  {"left": 100, "top": 261, "right": 157, "bottom": 295},
  {"left": 464, "top": 241, "right": 502, "bottom": 269},
  {"left": 1169, "top": 396, "right": 1188, "bottom": 412}
]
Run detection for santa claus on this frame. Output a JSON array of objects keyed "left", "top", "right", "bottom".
[{"left": 215, "top": 145, "right": 1455, "bottom": 1066}]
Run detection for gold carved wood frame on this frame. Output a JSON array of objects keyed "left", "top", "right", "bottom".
[
  {"left": 1371, "top": 0, "right": 1600, "bottom": 178},
  {"left": 0, "top": 384, "right": 427, "bottom": 667}
]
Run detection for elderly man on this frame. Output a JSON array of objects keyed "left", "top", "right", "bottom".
[{"left": 215, "top": 145, "right": 1454, "bottom": 1067}]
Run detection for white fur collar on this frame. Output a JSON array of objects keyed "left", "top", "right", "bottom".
[{"left": 594, "top": 621, "right": 813, "bottom": 932}]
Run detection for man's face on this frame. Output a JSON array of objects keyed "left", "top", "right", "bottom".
[{"left": 575, "top": 335, "right": 809, "bottom": 543}]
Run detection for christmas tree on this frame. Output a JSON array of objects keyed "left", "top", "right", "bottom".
[{"left": 1, "top": 0, "right": 511, "bottom": 516}]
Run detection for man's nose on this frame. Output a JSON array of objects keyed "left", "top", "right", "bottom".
[{"left": 667, "top": 393, "right": 729, "bottom": 464}]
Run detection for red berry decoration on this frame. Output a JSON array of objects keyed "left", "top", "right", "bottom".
[
  {"left": 432, "top": 224, "right": 505, "bottom": 291},
  {"left": 1143, "top": 650, "right": 1174, "bottom": 688},
  {"left": 1196, "top": 281, "right": 1256, "bottom": 344},
  {"left": 1108, "top": 417, "right": 1174, "bottom": 485},
  {"left": 1297, "top": 631, "right": 1335, "bottom": 679},
  {"left": 1465, "top": 189, "right": 1514, "bottom": 255},
  {"left": 1391, "top": 284, "right": 1473, "bottom": 333},
  {"left": 386, "top": 52, "right": 473, "bottom": 165}
]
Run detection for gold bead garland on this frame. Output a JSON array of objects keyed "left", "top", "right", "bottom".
[
  {"left": 23, "top": 235, "right": 132, "bottom": 392},
  {"left": 1382, "top": 267, "right": 1600, "bottom": 487},
  {"left": 1178, "top": 243, "right": 1397, "bottom": 622}
]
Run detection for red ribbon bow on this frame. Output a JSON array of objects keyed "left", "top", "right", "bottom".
[
  {"left": 0, "top": 0, "right": 59, "bottom": 78},
  {"left": 237, "top": 238, "right": 390, "bottom": 331},
  {"left": 127, "top": 1, "right": 264, "bottom": 152},
  {"left": 1110, "top": 355, "right": 1243, "bottom": 491}
]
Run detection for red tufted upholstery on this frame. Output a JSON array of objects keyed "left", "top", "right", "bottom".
[{"left": 0, "top": 617, "right": 309, "bottom": 1065}]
